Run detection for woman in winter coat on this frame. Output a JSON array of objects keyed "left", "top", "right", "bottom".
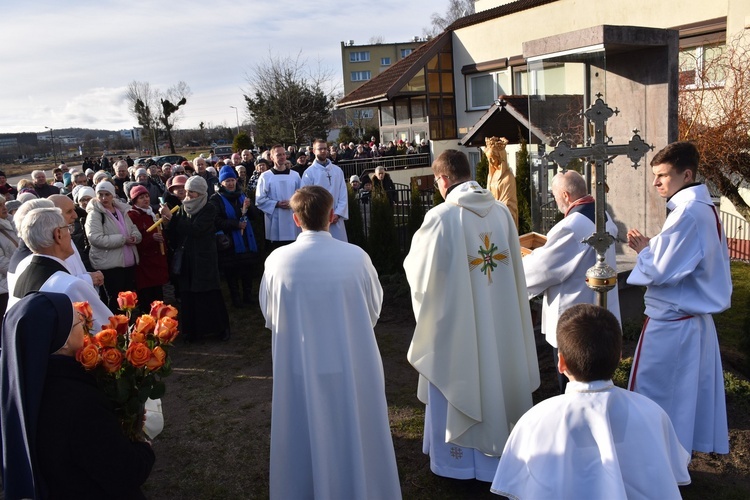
[
  {"left": 127, "top": 184, "right": 170, "bottom": 308},
  {"left": 85, "top": 181, "right": 141, "bottom": 312},
  {"left": 166, "top": 176, "right": 230, "bottom": 342},
  {"left": 210, "top": 165, "right": 259, "bottom": 308},
  {"left": 0, "top": 195, "right": 18, "bottom": 313}
]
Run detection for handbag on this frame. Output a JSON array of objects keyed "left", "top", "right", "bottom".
[
  {"left": 171, "top": 244, "right": 185, "bottom": 275},
  {"left": 215, "top": 231, "right": 231, "bottom": 251}
]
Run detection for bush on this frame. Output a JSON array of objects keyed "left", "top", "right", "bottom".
[
  {"left": 407, "top": 182, "right": 426, "bottom": 248},
  {"left": 233, "top": 132, "right": 253, "bottom": 153},
  {"left": 345, "top": 186, "right": 367, "bottom": 250},
  {"left": 612, "top": 357, "right": 633, "bottom": 388},
  {"left": 475, "top": 151, "right": 488, "bottom": 188},
  {"left": 515, "top": 137, "right": 532, "bottom": 235},
  {"left": 367, "top": 186, "right": 400, "bottom": 274}
]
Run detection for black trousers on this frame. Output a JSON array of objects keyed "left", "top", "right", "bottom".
[{"left": 101, "top": 266, "right": 137, "bottom": 313}]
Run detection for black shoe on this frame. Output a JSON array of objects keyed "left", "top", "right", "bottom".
[
  {"left": 220, "top": 328, "right": 231, "bottom": 341},
  {"left": 232, "top": 299, "right": 243, "bottom": 308}
]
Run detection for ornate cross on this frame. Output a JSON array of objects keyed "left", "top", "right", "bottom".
[{"left": 545, "top": 95, "right": 652, "bottom": 307}]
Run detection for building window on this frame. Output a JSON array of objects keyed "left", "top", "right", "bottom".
[
  {"left": 401, "top": 48, "right": 413, "bottom": 58},
  {"left": 353, "top": 109, "right": 374, "bottom": 119},
  {"left": 351, "top": 71, "right": 371, "bottom": 82},
  {"left": 679, "top": 42, "right": 726, "bottom": 88},
  {"left": 349, "top": 51, "right": 370, "bottom": 63},
  {"left": 467, "top": 71, "right": 510, "bottom": 110},
  {"left": 381, "top": 57, "right": 391, "bottom": 66}
]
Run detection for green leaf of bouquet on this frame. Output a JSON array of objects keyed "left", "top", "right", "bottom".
[
  {"left": 150, "top": 381, "right": 166, "bottom": 399},
  {"left": 138, "top": 383, "right": 152, "bottom": 403},
  {"left": 116, "top": 377, "right": 130, "bottom": 403}
]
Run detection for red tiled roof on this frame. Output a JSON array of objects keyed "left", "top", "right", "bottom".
[
  {"left": 447, "top": 0, "right": 560, "bottom": 31},
  {"left": 336, "top": 0, "right": 562, "bottom": 108}
]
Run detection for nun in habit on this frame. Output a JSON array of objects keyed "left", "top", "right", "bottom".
[{"left": 1, "top": 292, "right": 155, "bottom": 499}]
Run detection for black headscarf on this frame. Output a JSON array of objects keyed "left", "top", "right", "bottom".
[{"left": 1, "top": 292, "right": 74, "bottom": 499}]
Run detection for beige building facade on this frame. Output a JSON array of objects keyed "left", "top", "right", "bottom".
[{"left": 338, "top": 0, "right": 749, "bottom": 238}]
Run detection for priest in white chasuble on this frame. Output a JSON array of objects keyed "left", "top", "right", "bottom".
[
  {"left": 404, "top": 149, "right": 540, "bottom": 482},
  {"left": 260, "top": 186, "right": 401, "bottom": 500}
]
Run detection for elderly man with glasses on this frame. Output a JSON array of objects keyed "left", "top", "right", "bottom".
[{"left": 6, "top": 206, "right": 111, "bottom": 326}]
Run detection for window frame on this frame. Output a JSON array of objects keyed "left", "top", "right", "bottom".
[
  {"left": 350, "top": 70, "right": 372, "bottom": 82},
  {"left": 349, "top": 51, "right": 371, "bottom": 63}
]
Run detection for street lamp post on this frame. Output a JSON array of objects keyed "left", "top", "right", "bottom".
[
  {"left": 45, "top": 126, "right": 57, "bottom": 165},
  {"left": 229, "top": 106, "right": 240, "bottom": 137}
]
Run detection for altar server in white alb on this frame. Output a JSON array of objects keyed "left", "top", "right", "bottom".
[
  {"left": 301, "top": 139, "right": 348, "bottom": 241},
  {"left": 404, "top": 149, "right": 539, "bottom": 481},
  {"left": 523, "top": 170, "right": 620, "bottom": 392},
  {"left": 491, "top": 304, "right": 691, "bottom": 500},
  {"left": 627, "top": 141, "right": 732, "bottom": 454},
  {"left": 255, "top": 144, "right": 301, "bottom": 250},
  {"left": 260, "top": 186, "right": 401, "bottom": 500}
]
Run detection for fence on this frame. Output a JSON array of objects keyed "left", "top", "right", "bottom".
[
  {"left": 721, "top": 210, "right": 750, "bottom": 261},
  {"left": 355, "top": 183, "right": 435, "bottom": 255},
  {"left": 336, "top": 153, "right": 431, "bottom": 181}
]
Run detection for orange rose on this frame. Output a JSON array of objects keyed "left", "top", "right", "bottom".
[
  {"left": 154, "top": 317, "right": 179, "bottom": 344},
  {"left": 94, "top": 329, "right": 118, "bottom": 348},
  {"left": 150, "top": 301, "right": 178, "bottom": 320},
  {"left": 125, "top": 342, "right": 152, "bottom": 368},
  {"left": 146, "top": 346, "right": 166, "bottom": 371},
  {"left": 107, "top": 315, "right": 130, "bottom": 337},
  {"left": 82, "top": 334, "right": 93, "bottom": 347},
  {"left": 117, "top": 291, "right": 138, "bottom": 312},
  {"left": 134, "top": 315, "right": 156, "bottom": 335},
  {"left": 73, "top": 301, "right": 94, "bottom": 331},
  {"left": 76, "top": 343, "right": 101, "bottom": 370},
  {"left": 100, "top": 347, "right": 124, "bottom": 373},
  {"left": 130, "top": 331, "right": 146, "bottom": 344}
]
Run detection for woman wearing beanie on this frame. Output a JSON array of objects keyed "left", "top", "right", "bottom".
[
  {"left": 210, "top": 165, "right": 259, "bottom": 308},
  {"left": 128, "top": 184, "right": 169, "bottom": 307},
  {"left": 85, "top": 181, "right": 142, "bottom": 311},
  {"left": 166, "top": 175, "right": 230, "bottom": 341},
  {"left": 71, "top": 185, "right": 96, "bottom": 272}
]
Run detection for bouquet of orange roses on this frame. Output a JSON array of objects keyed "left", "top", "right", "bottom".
[{"left": 75, "top": 291, "right": 179, "bottom": 440}]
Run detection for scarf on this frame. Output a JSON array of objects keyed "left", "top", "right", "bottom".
[
  {"left": 564, "top": 195, "right": 595, "bottom": 218},
  {"left": 182, "top": 193, "right": 207, "bottom": 216},
  {"left": 218, "top": 192, "right": 257, "bottom": 254},
  {"left": 133, "top": 205, "right": 155, "bottom": 218},
  {"left": 103, "top": 205, "right": 137, "bottom": 267}
]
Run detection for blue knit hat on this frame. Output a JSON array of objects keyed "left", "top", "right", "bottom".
[{"left": 219, "top": 165, "right": 237, "bottom": 182}]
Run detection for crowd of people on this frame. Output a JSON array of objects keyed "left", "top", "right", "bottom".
[{"left": 0, "top": 139, "right": 733, "bottom": 499}]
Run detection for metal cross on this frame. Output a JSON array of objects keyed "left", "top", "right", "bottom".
[
  {"left": 545, "top": 94, "right": 653, "bottom": 307},
  {"left": 325, "top": 167, "right": 332, "bottom": 186}
]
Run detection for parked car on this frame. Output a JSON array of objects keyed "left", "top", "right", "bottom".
[
  {"left": 133, "top": 156, "right": 151, "bottom": 167},
  {"left": 213, "top": 146, "right": 233, "bottom": 160},
  {"left": 151, "top": 154, "right": 188, "bottom": 166}
]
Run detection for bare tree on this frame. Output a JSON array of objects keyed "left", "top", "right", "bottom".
[
  {"left": 679, "top": 33, "right": 750, "bottom": 220},
  {"left": 160, "top": 81, "right": 192, "bottom": 153},
  {"left": 244, "top": 51, "right": 338, "bottom": 146},
  {"left": 423, "top": 0, "right": 475, "bottom": 37},
  {"left": 126, "top": 81, "right": 160, "bottom": 153},
  {"left": 369, "top": 35, "right": 385, "bottom": 44},
  {"left": 125, "top": 80, "right": 192, "bottom": 155}
]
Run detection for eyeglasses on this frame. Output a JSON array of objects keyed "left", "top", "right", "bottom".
[{"left": 58, "top": 224, "right": 75, "bottom": 234}]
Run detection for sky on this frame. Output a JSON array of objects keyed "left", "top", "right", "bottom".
[{"left": 0, "top": 0, "right": 437, "bottom": 135}]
